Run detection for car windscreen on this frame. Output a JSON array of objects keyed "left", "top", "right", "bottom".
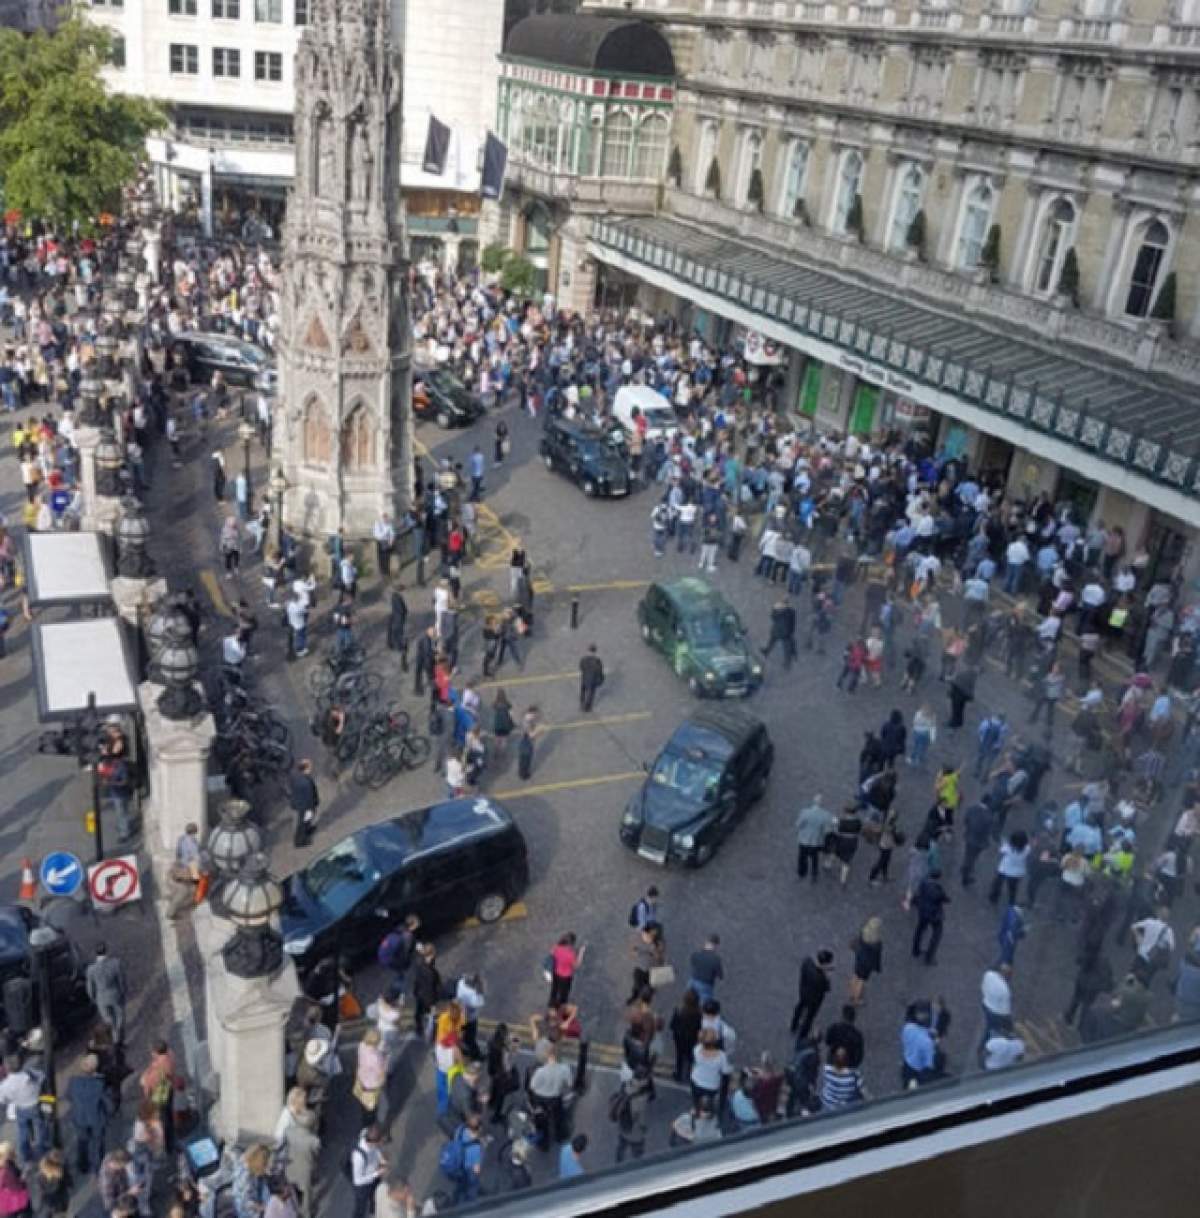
[
  {"left": 650, "top": 749, "right": 722, "bottom": 803},
  {"left": 643, "top": 406, "right": 675, "bottom": 428},
  {"left": 298, "top": 837, "right": 381, "bottom": 919},
  {"left": 687, "top": 611, "right": 741, "bottom": 647},
  {"left": 429, "top": 371, "right": 467, "bottom": 397}
]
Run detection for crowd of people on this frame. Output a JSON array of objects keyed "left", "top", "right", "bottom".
[{"left": 2, "top": 186, "right": 1200, "bottom": 1218}]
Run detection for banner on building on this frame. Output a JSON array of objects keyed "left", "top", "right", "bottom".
[
  {"left": 481, "top": 131, "right": 508, "bottom": 200},
  {"left": 742, "top": 329, "right": 784, "bottom": 366},
  {"left": 422, "top": 115, "right": 451, "bottom": 176}
]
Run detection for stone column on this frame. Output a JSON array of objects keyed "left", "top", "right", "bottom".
[
  {"left": 138, "top": 679, "right": 217, "bottom": 858},
  {"left": 110, "top": 576, "right": 167, "bottom": 631},
  {"left": 193, "top": 904, "right": 299, "bottom": 1143},
  {"left": 75, "top": 426, "right": 123, "bottom": 535}
]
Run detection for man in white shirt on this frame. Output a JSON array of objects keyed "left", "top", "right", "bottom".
[
  {"left": 1005, "top": 538, "right": 1030, "bottom": 595},
  {"left": 1131, "top": 909, "right": 1175, "bottom": 984},
  {"left": 980, "top": 963, "right": 1014, "bottom": 1051}
]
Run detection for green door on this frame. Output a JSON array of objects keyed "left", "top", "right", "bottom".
[
  {"left": 799, "top": 362, "right": 822, "bottom": 417},
  {"left": 850, "top": 383, "right": 879, "bottom": 436}
]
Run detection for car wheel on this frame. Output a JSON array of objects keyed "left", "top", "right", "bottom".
[
  {"left": 436, "top": 411, "right": 451, "bottom": 429},
  {"left": 543, "top": 453, "right": 554, "bottom": 470},
  {"left": 475, "top": 892, "right": 507, "bottom": 924},
  {"left": 582, "top": 479, "right": 597, "bottom": 497},
  {"left": 694, "top": 843, "right": 714, "bottom": 867}
]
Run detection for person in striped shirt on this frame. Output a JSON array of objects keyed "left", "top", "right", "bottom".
[{"left": 818, "top": 1047, "right": 865, "bottom": 1110}]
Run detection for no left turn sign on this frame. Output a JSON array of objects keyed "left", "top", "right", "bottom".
[{"left": 87, "top": 855, "right": 142, "bottom": 909}]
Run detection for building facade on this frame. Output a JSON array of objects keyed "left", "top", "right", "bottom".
[
  {"left": 570, "top": 0, "right": 1200, "bottom": 583},
  {"left": 88, "top": 0, "right": 503, "bottom": 258},
  {"left": 483, "top": 13, "right": 677, "bottom": 302},
  {"left": 274, "top": 0, "right": 412, "bottom": 540}
]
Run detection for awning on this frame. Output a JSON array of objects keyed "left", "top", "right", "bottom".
[
  {"left": 589, "top": 214, "right": 1200, "bottom": 519},
  {"left": 31, "top": 619, "right": 138, "bottom": 721},
  {"left": 23, "top": 532, "right": 114, "bottom": 609}
]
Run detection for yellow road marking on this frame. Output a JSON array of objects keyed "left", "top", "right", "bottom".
[
  {"left": 477, "top": 670, "right": 577, "bottom": 689},
  {"left": 565, "top": 579, "right": 650, "bottom": 593},
  {"left": 199, "top": 569, "right": 232, "bottom": 617},
  {"left": 491, "top": 771, "right": 644, "bottom": 800},
  {"left": 540, "top": 711, "right": 652, "bottom": 734},
  {"left": 460, "top": 900, "right": 529, "bottom": 929}
]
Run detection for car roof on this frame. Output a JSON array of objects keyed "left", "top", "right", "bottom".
[
  {"left": 549, "top": 417, "right": 609, "bottom": 442},
  {"left": 615, "top": 384, "right": 671, "bottom": 412},
  {"left": 666, "top": 706, "right": 765, "bottom": 759},
  {"left": 361, "top": 797, "right": 519, "bottom": 868},
  {"left": 655, "top": 577, "right": 736, "bottom": 614},
  {"left": 176, "top": 332, "right": 263, "bottom": 355}
]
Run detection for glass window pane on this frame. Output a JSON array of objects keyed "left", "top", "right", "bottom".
[{"left": 602, "top": 112, "right": 633, "bottom": 178}]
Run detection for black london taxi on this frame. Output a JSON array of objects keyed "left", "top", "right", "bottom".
[
  {"left": 621, "top": 707, "right": 774, "bottom": 868},
  {"left": 280, "top": 797, "right": 528, "bottom": 974},
  {"left": 538, "top": 415, "right": 633, "bottom": 498},
  {"left": 637, "top": 577, "right": 763, "bottom": 697},
  {"left": 0, "top": 905, "right": 93, "bottom": 1036}
]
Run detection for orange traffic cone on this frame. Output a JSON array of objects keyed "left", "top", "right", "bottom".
[{"left": 18, "top": 859, "right": 36, "bottom": 902}]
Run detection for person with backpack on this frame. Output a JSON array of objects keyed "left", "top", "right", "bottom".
[
  {"left": 347, "top": 1125, "right": 386, "bottom": 1218},
  {"left": 376, "top": 914, "right": 419, "bottom": 994},
  {"left": 612, "top": 1071, "right": 652, "bottom": 1162},
  {"left": 628, "top": 886, "right": 660, "bottom": 933},
  {"left": 438, "top": 1114, "right": 483, "bottom": 1206}
]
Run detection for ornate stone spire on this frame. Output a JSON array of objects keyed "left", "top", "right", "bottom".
[{"left": 274, "top": 0, "right": 412, "bottom": 539}]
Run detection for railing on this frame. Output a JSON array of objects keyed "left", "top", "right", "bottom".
[
  {"left": 982, "top": 12, "right": 1031, "bottom": 34},
  {"left": 1166, "top": 22, "right": 1200, "bottom": 45},
  {"left": 914, "top": 7, "right": 950, "bottom": 28},
  {"left": 506, "top": 160, "right": 660, "bottom": 213},
  {"left": 1058, "top": 16, "right": 1123, "bottom": 42},
  {"left": 587, "top": 204, "right": 1200, "bottom": 504}
]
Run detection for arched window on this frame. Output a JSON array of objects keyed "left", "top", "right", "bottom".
[
  {"left": 340, "top": 404, "right": 376, "bottom": 472},
  {"left": 633, "top": 113, "right": 669, "bottom": 180},
  {"left": 302, "top": 396, "right": 332, "bottom": 466},
  {"left": 695, "top": 120, "right": 719, "bottom": 195},
  {"left": 737, "top": 130, "right": 763, "bottom": 206},
  {"left": 602, "top": 111, "right": 634, "bottom": 178},
  {"left": 957, "top": 180, "right": 995, "bottom": 269},
  {"left": 1124, "top": 218, "right": 1170, "bottom": 318},
  {"left": 832, "top": 150, "right": 863, "bottom": 234},
  {"left": 1033, "top": 198, "right": 1076, "bottom": 296},
  {"left": 888, "top": 164, "right": 924, "bottom": 252},
  {"left": 778, "top": 140, "right": 809, "bottom": 217}
]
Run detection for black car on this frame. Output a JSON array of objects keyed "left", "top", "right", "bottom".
[
  {"left": 621, "top": 707, "right": 773, "bottom": 867},
  {"left": 413, "top": 367, "right": 487, "bottom": 429},
  {"left": 0, "top": 906, "right": 93, "bottom": 1036},
  {"left": 539, "top": 416, "right": 633, "bottom": 498},
  {"left": 170, "top": 332, "right": 276, "bottom": 392},
  {"left": 280, "top": 797, "right": 528, "bottom": 973}
]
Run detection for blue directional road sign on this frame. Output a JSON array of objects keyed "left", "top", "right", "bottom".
[{"left": 40, "top": 852, "right": 84, "bottom": 898}]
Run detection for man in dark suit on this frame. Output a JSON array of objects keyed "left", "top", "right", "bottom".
[
  {"left": 579, "top": 644, "right": 605, "bottom": 712},
  {"left": 412, "top": 625, "right": 437, "bottom": 696},
  {"left": 762, "top": 598, "right": 797, "bottom": 668},
  {"left": 290, "top": 758, "right": 320, "bottom": 848},
  {"left": 790, "top": 948, "right": 833, "bottom": 1037}
]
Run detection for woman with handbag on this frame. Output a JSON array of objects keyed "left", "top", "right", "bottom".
[
  {"left": 629, "top": 923, "right": 666, "bottom": 1003},
  {"left": 139, "top": 1041, "right": 178, "bottom": 1156},
  {"left": 0, "top": 1143, "right": 29, "bottom": 1218}
]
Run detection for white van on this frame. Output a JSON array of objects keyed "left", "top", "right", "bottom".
[{"left": 612, "top": 384, "right": 678, "bottom": 443}]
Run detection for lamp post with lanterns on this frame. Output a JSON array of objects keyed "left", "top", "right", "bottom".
[
  {"left": 94, "top": 429, "right": 124, "bottom": 498},
  {"left": 152, "top": 621, "right": 202, "bottom": 722},
  {"left": 269, "top": 467, "right": 288, "bottom": 554},
  {"left": 116, "top": 496, "right": 155, "bottom": 579},
  {"left": 238, "top": 419, "right": 255, "bottom": 517},
  {"left": 219, "top": 852, "right": 284, "bottom": 980}
]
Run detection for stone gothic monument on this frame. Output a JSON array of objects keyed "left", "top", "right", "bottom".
[{"left": 275, "top": 0, "right": 412, "bottom": 540}]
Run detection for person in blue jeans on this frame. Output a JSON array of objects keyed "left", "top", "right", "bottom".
[
  {"left": 66, "top": 1054, "right": 113, "bottom": 1175},
  {"left": 447, "top": 1116, "right": 484, "bottom": 1205}
]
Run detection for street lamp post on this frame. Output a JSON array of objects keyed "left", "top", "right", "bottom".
[
  {"left": 28, "top": 926, "right": 60, "bottom": 1148},
  {"left": 152, "top": 624, "right": 203, "bottom": 722},
  {"left": 269, "top": 467, "right": 288, "bottom": 554},
  {"left": 116, "top": 496, "right": 155, "bottom": 579},
  {"left": 94, "top": 429, "right": 124, "bottom": 498},
  {"left": 207, "top": 799, "right": 261, "bottom": 902},
  {"left": 219, "top": 852, "right": 284, "bottom": 980},
  {"left": 238, "top": 419, "right": 255, "bottom": 517},
  {"left": 75, "top": 692, "right": 105, "bottom": 864}
]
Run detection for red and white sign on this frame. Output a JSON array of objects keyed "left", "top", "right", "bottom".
[{"left": 87, "top": 855, "right": 142, "bottom": 908}]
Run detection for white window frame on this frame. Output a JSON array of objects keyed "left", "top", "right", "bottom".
[
  {"left": 887, "top": 163, "right": 924, "bottom": 253},
  {"left": 212, "top": 47, "right": 240, "bottom": 78},
  {"left": 830, "top": 148, "right": 864, "bottom": 235},
  {"left": 601, "top": 109, "right": 635, "bottom": 179},
  {"left": 954, "top": 177, "right": 996, "bottom": 270},
  {"left": 633, "top": 112, "right": 669, "bottom": 181},
  {"left": 1113, "top": 214, "right": 1173, "bottom": 320},
  {"left": 254, "top": 50, "right": 283, "bottom": 82},
  {"left": 1026, "top": 195, "right": 1077, "bottom": 297},
  {"left": 169, "top": 43, "right": 198, "bottom": 74},
  {"left": 776, "top": 139, "right": 809, "bottom": 218},
  {"left": 736, "top": 129, "right": 764, "bottom": 208},
  {"left": 695, "top": 119, "right": 719, "bottom": 196}
]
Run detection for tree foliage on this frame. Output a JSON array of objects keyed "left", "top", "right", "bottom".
[
  {"left": 845, "top": 193, "right": 864, "bottom": 241},
  {"left": 480, "top": 242, "right": 509, "bottom": 274},
  {"left": 499, "top": 252, "right": 538, "bottom": 297},
  {"left": 905, "top": 209, "right": 927, "bottom": 259},
  {"left": 980, "top": 224, "right": 1002, "bottom": 279},
  {"left": 0, "top": 18, "right": 163, "bottom": 227},
  {"left": 747, "top": 167, "right": 764, "bottom": 212},
  {"left": 704, "top": 156, "right": 721, "bottom": 198},
  {"left": 667, "top": 145, "right": 683, "bottom": 187}
]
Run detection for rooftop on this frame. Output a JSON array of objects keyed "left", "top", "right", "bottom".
[{"left": 503, "top": 13, "right": 676, "bottom": 76}]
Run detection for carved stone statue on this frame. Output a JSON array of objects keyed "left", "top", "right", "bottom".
[
  {"left": 316, "top": 107, "right": 335, "bottom": 200},
  {"left": 352, "top": 121, "right": 373, "bottom": 204}
]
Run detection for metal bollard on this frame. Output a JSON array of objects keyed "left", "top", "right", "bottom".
[{"left": 570, "top": 594, "right": 580, "bottom": 629}]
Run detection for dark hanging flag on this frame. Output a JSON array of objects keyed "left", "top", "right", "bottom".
[
  {"left": 422, "top": 114, "right": 451, "bottom": 176},
  {"left": 480, "top": 131, "right": 508, "bottom": 200}
]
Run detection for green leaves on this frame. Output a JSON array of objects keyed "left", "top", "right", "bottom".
[{"left": 0, "top": 17, "right": 163, "bottom": 227}]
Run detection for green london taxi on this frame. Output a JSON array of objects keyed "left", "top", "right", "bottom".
[{"left": 636, "top": 577, "right": 763, "bottom": 698}]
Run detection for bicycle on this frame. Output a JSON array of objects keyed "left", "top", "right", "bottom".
[
  {"left": 352, "top": 728, "right": 431, "bottom": 789},
  {"left": 309, "top": 665, "right": 382, "bottom": 709}
]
